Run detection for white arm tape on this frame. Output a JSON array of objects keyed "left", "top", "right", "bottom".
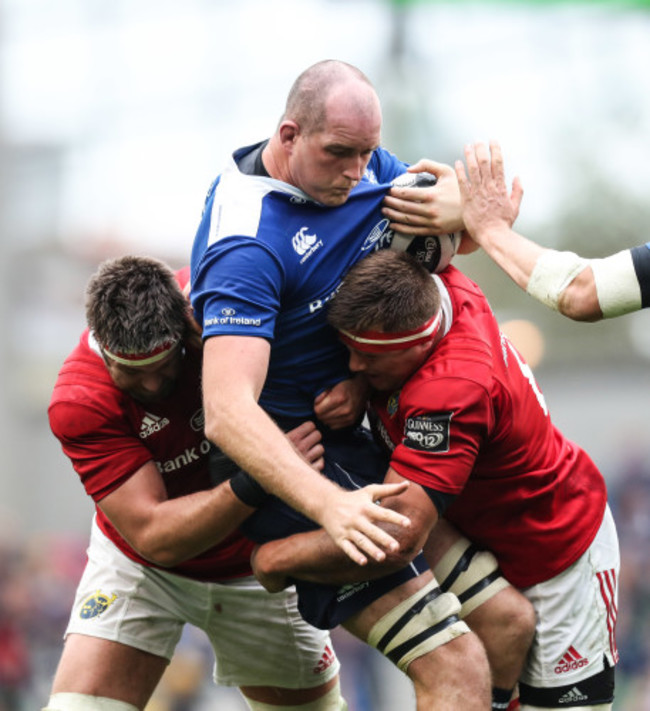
[
  {"left": 590, "top": 249, "right": 642, "bottom": 318},
  {"left": 526, "top": 250, "right": 588, "bottom": 310}
]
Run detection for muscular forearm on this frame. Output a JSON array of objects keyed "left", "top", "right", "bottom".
[
  {"left": 102, "top": 480, "right": 253, "bottom": 568},
  {"left": 477, "top": 228, "right": 647, "bottom": 321},
  {"left": 471, "top": 224, "right": 546, "bottom": 293},
  {"left": 252, "top": 527, "right": 413, "bottom": 590},
  {"left": 202, "top": 337, "right": 414, "bottom": 565},
  {"left": 252, "top": 474, "right": 433, "bottom": 591},
  {"left": 206, "top": 397, "right": 345, "bottom": 525},
  {"left": 470, "top": 225, "right": 604, "bottom": 321}
]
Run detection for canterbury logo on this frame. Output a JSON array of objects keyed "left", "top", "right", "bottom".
[
  {"left": 313, "top": 644, "right": 336, "bottom": 674},
  {"left": 292, "top": 226, "right": 318, "bottom": 254},
  {"left": 554, "top": 646, "right": 588, "bottom": 674},
  {"left": 139, "top": 412, "right": 170, "bottom": 439},
  {"left": 292, "top": 226, "right": 323, "bottom": 263}
]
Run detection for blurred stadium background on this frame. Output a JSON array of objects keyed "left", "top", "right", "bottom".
[{"left": 1, "top": 0, "right": 649, "bottom": 708}]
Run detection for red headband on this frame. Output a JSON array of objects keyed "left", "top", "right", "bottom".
[
  {"left": 102, "top": 340, "right": 179, "bottom": 367},
  {"left": 338, "top": 311, "right": 442, "bottom": 353}
]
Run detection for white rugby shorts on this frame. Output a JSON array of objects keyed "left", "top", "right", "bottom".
[
  {"left": 520, "top": 504, "right": 619, "bottom": 689},
  {"left": 64, "top": 519, "right": 340, "bottom": 689}
]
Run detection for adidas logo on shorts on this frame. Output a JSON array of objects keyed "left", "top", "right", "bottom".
[
  {"left": 313, "top": 645, "right": 336, "bottom": 674},
  {"left": 558, "top": 686, "right": 588, "bottom": 704},
  {"left": 554, "top": 645, "right": 588, "bottom": 674}
]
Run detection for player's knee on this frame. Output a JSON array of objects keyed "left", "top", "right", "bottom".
[
  {"left": 366, "top": 578, "right": 470, "bottom": 673},
  {"left": 43, "top": 693, "right": 139, "bottom": 711},
  {"left": 408, "top": 630, "right": 491, "bottom": 703},
  {"left": 504, "top": 589, "right": 536, "bottom": 651},
  {"left": 243, "top": 681, "right": 348, "bottom": 710},
  {"left": 473, "top": 584, "right": 537, "bottom": 651}
]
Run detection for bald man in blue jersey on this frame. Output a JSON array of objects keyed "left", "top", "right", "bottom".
[
  {"left": 191, "top": 60, "right": 463, "bottom": 563},
  {"left": 191, "top": 60, "right": 531, "bottom": 710}
]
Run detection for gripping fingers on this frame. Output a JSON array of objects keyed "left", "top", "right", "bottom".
[
  {"left": 368, "top": 481, "right": 410, "bottom": 508},
  {"left": 339, "top": 539, "right": 370, "bottom": 566},
  {"left": 345, "top": 522, "right": 396, "bottom": 564},
  {"left": 383, "top": 193, "right": 431, "bottom": 221}
]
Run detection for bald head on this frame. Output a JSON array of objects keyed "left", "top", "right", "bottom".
[
  {"left": 284, "top": 60, "right": 380, "bottom": 135},
  {"left": 264, "top": 60, "right": 382, "bottom": 205}
]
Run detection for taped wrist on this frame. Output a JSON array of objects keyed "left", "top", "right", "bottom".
[
  {"left": 230, "top": 470, "right": 268, "bottom": 507},
  {"left": 526, "top": 250, "right": 588, "bottom": 310}
]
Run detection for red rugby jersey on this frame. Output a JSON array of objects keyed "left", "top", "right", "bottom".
[
  {"left": 48, "top": 281, "right": 253, "bottom": 582},
  {"left": 371, "top": 266, "right": 607, "bottom": 588}
]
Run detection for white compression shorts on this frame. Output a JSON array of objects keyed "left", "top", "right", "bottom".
[{"left": 64, "top": 519, "right": 339, "bottom": 690}]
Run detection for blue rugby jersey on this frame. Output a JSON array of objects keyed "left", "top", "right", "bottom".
[{"left": 191, "top": 142, "right": 408, "bottom": 418}]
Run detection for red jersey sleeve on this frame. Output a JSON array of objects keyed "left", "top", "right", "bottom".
[
  {"left": 49, "top": 397, "right": 152, "bottom": 502},
  {"left": 387, "top": 373, "right": 492, "bottom": 496}
]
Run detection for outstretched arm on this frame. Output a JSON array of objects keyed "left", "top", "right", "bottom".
[
  {"left": 100, "top": 462, "right": 255, "bottom": 567},
  {"left": 456, "top": 141, "right": 649, "bottom": 321},
  {"left": 202, "top": 335, "right": 413, "bottom": 565}
]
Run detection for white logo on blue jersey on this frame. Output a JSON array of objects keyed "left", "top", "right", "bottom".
[
  {"left": 364, "top": 169, "right": 378, "bottom": 184},
  {"left": 292, "top": 226, "right": 323, "bottom": 264},
  {"left": 361, "top": 218, "right": 392, "bottom": 252}
]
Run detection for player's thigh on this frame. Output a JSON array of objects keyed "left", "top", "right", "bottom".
[
  {"left": 203, "top": 577, "right": 340, "bottom": 690},
  {"left": 428, "top": 518, "right": 512, "bottom": 617},
  {"left": 51, "top": 635, "right": 167, "bottom": 708},
  {"left": 341, "top": 570, "right": 470, "bottom": 672},
  {"left": 342, "top": 570, "right": 490, "bottom": 708},
  {"left": 64, "top": 524, "right": 187, "bottom": 661}
]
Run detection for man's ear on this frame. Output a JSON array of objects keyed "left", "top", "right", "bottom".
[{"left": 278, "top": 120, "right": 300, "bottom": 152}]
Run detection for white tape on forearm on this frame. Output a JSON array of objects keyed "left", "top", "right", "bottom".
[
  {"left": 526, "top": 250, "right": 588, "bottom": 310},
  {"left": 591, "top": 249, "right": 642, "bottom": 318}
]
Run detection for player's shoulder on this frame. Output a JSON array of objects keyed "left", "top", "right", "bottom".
[
  {"left": 50, "top": 332, "right": 123, "bottom": 416},
  {"left": 438, "top": 264, "right": 484, "bottom": 296},
  {"left": 439, "top": 266, "right": 495, "bottom": 335}
]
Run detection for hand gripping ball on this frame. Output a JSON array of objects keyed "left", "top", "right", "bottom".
[{"left": 389, "top": 172, "right": 461, "bottom": 273}]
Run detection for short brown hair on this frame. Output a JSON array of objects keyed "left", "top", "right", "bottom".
[
  {"left": 86, "top": 255, "right": 188, "bottom": 354},
  {"left": 327, "top": 250, "right": 440, "bottom": 333}
]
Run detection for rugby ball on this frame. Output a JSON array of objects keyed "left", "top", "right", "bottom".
[
  {"left": 391, "top": 172, "right": 438, "bottom": 190},
  {"left": 390, "top": 171, "right": 460, "bottom": 273},
  {"left": 390, "top": 231, "right": 461, "bottom": 273}
]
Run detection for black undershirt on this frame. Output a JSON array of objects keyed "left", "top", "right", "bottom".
[
  {"left": 630, "top": 243, "right": 650, "bottom": 308},
  {"left": 237, "top": 140, "right": 270, "bottom": 177}
]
